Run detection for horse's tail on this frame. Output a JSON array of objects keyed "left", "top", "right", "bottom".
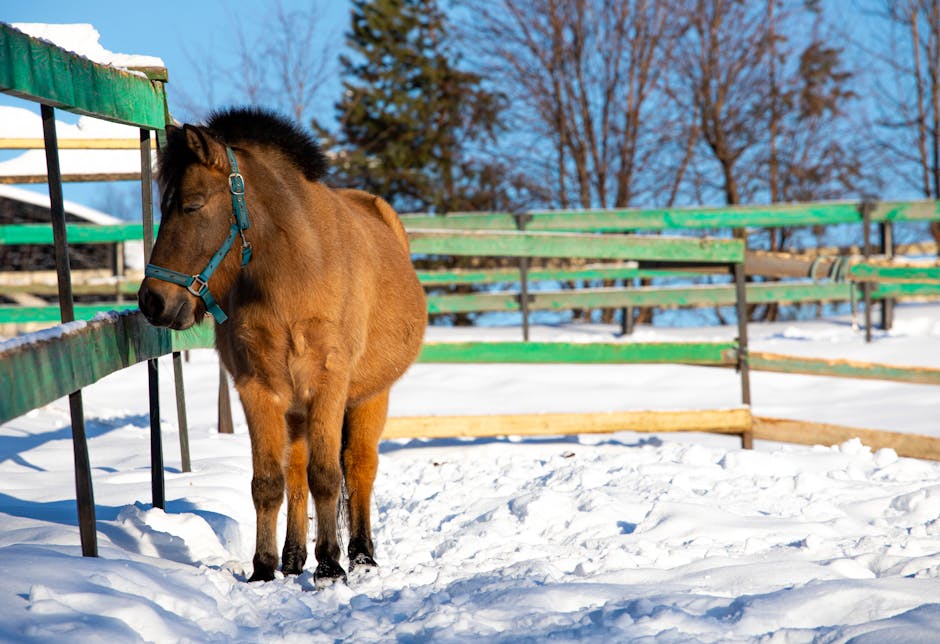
[{"left": 337, "top": 410, "right": 351, "bottom": 548}]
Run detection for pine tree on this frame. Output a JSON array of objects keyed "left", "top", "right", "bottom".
[{"left": 321, "top": 0, "right": 509, "bottom": 214}]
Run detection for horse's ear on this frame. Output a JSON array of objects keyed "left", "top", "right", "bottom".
[{"left": 183, "top": 124, "right": 226, "bottom": 170}]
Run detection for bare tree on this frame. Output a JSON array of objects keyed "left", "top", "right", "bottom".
[
  {"left": 875, "top": 0, "right": 940, "bottom": 251},
  {"left": 173, "top": 0, "right": 336, "bottom": 125},
  {"left": 471, "top": 0, "right": 678, "bottom": 209}
]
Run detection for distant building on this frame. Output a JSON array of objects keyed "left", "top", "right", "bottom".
[{"left": 0, "top": 184, "right": 143, "bottom": 305}]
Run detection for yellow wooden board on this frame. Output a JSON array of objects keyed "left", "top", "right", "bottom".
[{"left": 384, "top": 408, "right": 752, "bottom": 440}]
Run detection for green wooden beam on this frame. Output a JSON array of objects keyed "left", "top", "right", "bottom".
[
  {"left": 849, "top": 262, "right": 940, "bottom": 283},
  {"left": 0, "top": 311, "right": 168, "bottom": 423},
  {"left": 0, "top": 223, "right": 148, "bottom": 245},
  {"left": 0, "top": 311, "right": 212, "bottom": 423},
  {"left": 418, "top": 341, "right": 738, "bottom": 365},
  {"left": 0, "top": 303, "right": 138, "bottom": 323},
  {"left": 426, "top": 282, "right": 857, "bottom": 315},
  {"left": 409, "top": 230, "right": 745, "bottom": 263},
  {"left": 402, "top": 200, "right": 940, "bottom": 232},
  {"left": 0, "top": 23, "right": 167, "bottom": 129},
  {"left": 749, "top": 351, "right": 940, "bottom": 385},
  {"left": 872, "top": 283, "right": 940, "bottom": 298},
  {"left": 417, "top": 264, "right": 704, "bottom": 285}
]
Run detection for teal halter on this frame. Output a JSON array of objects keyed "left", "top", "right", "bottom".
[{"left": 145, "top": 146, "right": 252, "bottom": 324}]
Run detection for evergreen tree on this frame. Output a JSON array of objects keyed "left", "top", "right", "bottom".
[{"left": 321, "top": 0, "right": 510, "bottom": 214}]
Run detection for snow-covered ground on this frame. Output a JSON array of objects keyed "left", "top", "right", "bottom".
[{"left": 2, "top": 305, "right": 940, "bottom": 642}]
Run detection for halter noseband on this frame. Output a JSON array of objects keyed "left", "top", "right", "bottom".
[{"left": 144, "top": 146, "right": 253, "bottom": 324}]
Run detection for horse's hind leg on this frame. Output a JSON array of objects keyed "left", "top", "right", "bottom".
[{"left": 342, "top": 388, "right": 389, "bottom": 570}]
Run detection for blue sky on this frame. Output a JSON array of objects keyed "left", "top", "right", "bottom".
[
  {"left": 2, "top": 0, "right": 349, "bottom": 213},
  {"left": 3, "top": 0, "right": 348, "bottom": 118}
]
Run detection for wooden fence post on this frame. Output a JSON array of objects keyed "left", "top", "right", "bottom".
[
  {"left": 218, "top": 365, "right": 234, "bottom": 434},
  {"left": 42, "top": 104, "right": 98, "bottom": 557},
  {"left": 172, "top": 353, "right": 191, "bottom": 472}
]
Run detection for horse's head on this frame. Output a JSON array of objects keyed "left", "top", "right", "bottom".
[{"left": 138, "top": 124, "right": 252, "bottom": 330}]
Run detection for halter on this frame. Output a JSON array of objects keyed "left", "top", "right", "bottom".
[{"left": 144, "top": 146, "right": 253, "bottom": 324}]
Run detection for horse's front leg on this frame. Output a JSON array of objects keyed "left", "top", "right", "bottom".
[
  {"left": 306, "top": 377, "right": 349, "bottom": 587},
  {"left": 238, "top": 378, "right": 289, "bottom": 582},
  {"left": 282, "top": 409, "right": 311, "bottom": 575}
]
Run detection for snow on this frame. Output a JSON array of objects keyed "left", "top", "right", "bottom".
[
  {"left": 11, "top": 23, "right": 165, "bottom": 70},
  {"left": 1, "top": 305, "right": 940, "bottom": 641}
]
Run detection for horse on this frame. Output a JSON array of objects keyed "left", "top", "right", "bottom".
[{"left": 138, "top": 107, "right": 427, "bottom": 586}]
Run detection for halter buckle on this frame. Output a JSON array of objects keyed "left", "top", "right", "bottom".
[
  {"left": 229, "top": 172, "right": 246, "bottom": 196},
  {"left": 187, "top": 275, "right": 208, "bottom": 297}
]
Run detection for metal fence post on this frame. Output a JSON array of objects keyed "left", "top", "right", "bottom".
[
  {"left": 860, "top": 201, "right": 874, "bottom": 343},
  {"left": 514, "top": 212, "right": 532, "bottom": 342},
  {"left": 140, "top": 128, "right": 164, "bottom": 509},
  {"left": 42, "top": 104, "right": 98, "bottom": 556},
  {"left": 880, "top": 221, "right": 894, "bottom": 331},
  {"left": 734, "top": 260, "right": 752, "bottom": 450}
]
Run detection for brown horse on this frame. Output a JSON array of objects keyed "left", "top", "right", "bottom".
[{"left": 138, "top": 107, "right": 427, "bottom": 586}]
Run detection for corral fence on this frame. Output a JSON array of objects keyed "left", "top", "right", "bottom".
[{"left": 3, "top": 21, "right": 940, "bottom": 562}]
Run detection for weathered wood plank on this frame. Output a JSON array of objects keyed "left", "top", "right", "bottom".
[
  {"left": 753, "top": 417, "right": 940, "bottom": 461},
  {"left": 408, "top": 230, "right": 745, "bottom": 263},
  {"left": 0, "top": 23, "right": 167, "bottom": 129},
  {"left": 417, "top": 341, "right": 738, "bottom": 365},
  {"left": 0, "top": 312, "right": 169, "bottom": 422},
  {"left": 0, "top": 137, "right": 148, "bottom": 149},
  {"left": 747, "top": 250, "right": 940, "bottom": 282},
  {"left": 748, "top": 351, "right": 940, "bottom": 385},
  {"left": 0, "top": 172, "right": 144, "bottom": 184},
  {"left": 383, "top": 408, "right": 752, "bottom": 440},
  {"left": 0, "top": 312, "right": 213, "bottom": 423}
]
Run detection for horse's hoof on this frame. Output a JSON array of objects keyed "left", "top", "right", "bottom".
[
  {"left": 313, "top": 561, "right": 347, "bottom": 589},
  {"left": 248, "top": 567, "right": 276, "bottom": 583},
  {"left": 281, "top": 545, "right": 307, "bottom": 576},
  {"left": 349, "top": 553, "right": 377, "bottom": 571}
]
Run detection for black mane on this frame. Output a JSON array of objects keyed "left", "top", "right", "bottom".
[
  {"left": 205, "top": 107, "right": 327, "bottom": 181},
  {"left": 158, "top": 107, "right": 327, "bottom": 213}
]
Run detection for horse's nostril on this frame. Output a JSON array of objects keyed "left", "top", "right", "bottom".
[{"left": 139, "top": 286, "right": 165, "bottom": 319}]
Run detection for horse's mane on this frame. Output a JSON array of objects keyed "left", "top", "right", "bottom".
[{"left": 158, "top": 107, "right": 327, "bottom": 212}]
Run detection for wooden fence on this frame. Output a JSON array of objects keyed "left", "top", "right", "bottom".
[{"left": 3, "top": 20, "right": 940, "bottom": 563}]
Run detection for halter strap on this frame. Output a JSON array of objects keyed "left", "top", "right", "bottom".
[{"left": 145, "top": 145, "right": 252, "bottom": 324}]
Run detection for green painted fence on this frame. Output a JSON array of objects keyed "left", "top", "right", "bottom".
[
  {"left": 401, "top": 200, "right": 940, "bottom": 232},
  {"left": 0, "top": 311, "right": 208, "bottom": 424},
  {"left": 408, "top": 230, "right": 745, "bottom": 263},
  {"left": 0, "top": 23, "right": 167, "bottom": 129}
]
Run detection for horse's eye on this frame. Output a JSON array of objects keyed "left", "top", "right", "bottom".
[{"left": 182, "top": 203, "right": 204, "bottom": 214}]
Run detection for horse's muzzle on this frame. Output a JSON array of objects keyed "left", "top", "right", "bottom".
[{"left": 138, "top": 281, "right": 198, "bottom": 330}]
